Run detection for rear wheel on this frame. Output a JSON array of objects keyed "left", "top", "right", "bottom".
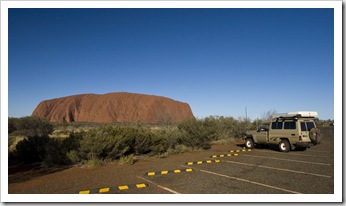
[
  {"left": 245, "top": 138, "right": 254, "bottom": 149},
  {"left": 278, "top": 140, "right": 290, "bottom": 152}
]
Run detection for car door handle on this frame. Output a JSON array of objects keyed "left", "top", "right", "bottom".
[{"left": 291, "top": 134, "right": 295, "bottom": 136}]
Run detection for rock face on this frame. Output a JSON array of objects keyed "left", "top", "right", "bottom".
[{"left": 32, "top": 92, "right": 194, "bottom": 123}]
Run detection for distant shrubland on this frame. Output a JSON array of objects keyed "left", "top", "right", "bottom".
[{"left": 8, "top": 116, "right": 258, "bottom": 167}]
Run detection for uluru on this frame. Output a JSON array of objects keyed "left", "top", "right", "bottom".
[{"left": 32, "top": 92, "right": 195, "bottom": 124}]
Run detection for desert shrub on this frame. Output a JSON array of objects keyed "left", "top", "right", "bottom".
[
  {"left": 212, "top": 116, "right": 237, "bottom": 139},
  {"left": 44, "top": 132, "right": 86, "bottom": 165},
  {"left": 149, "top": 133, "right": 167, "bottom": 155},
  {"left": 84, "top": 158, "right": 104, "bottom": 168},
  {"left": 14, "top": 135, "right": 69, "bottom": 165},
  {"left": 66, "top": 150, "right": 81, "bottom": 164},
  {"left": 9, "top": 116, "right": 54, "bottom": 137},
  {"left": 176, "top": 116, "right": 253, "bottom": 148},
  {"left": 155, "top": 127, "right": 181, "bottom": 149},
  {"left": 77, "top": 126, "right": 167, "bottom": 161},
  {"left": 232, "top": 117, "right": 252, "bottom": 138},
  {"left": 177, "top": 118, "right": 217, "bottom": 149},
  {"left": 56, "top": 125, "right": 172, "bottom": 163},
  {"left": 14, "top": 135, "right": 51, "bottom": 163},
  {"left": 129, "top": 127, "right": 153, "bottom": 154},
  {"left": 173, "top": 144, "right": 193, "bottom": 154},
  {"left": 159, "top": 144, "right": 193, "bottom": 158},
  {"left": 42, "top": 138, "right": 69, "bottom": 166},
  {"left": 203, "top": 116, "right": 253, "bottom": 140},
  {"left": 78, "top": 127, "right": 128, "bottom": 160},
  {"left": 119, "top": 154, "right": 137, "bottom": 165},
  {"left": 61, "top": 132, "right": 84, "bottom": 152},
  {"left": 10, "top": 115, "right": 259, "bottom": 166}
]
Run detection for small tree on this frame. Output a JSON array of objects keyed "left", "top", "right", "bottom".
[{"left": 261, "top": 109, "right": 277, "bottom": 121}]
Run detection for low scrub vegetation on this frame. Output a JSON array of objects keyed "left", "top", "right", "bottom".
[
  {"left": 9, "top": 116, "right": 54, "bottom": 137},
  {"left": 8, "top": 116, "right": 254, "bottom": 167}
]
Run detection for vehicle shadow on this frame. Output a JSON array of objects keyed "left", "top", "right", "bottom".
[{"left": 236, "top": 143, "right": 284, "bottom": 152}]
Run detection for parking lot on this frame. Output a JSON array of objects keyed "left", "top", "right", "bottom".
[
  {"left": 8, "top": 128, "right": 334, "bottom": 197},
  {"left": 103, "top": 146, "right": 334, "bottom": 195}
]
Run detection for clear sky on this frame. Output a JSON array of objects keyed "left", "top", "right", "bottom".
[{"left": 8, "top": 8, "right": 334, "bottom": 121}]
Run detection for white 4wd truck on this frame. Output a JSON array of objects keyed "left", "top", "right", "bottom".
[{"left": 243, "top": 111, "right": 322, "bottom": 152}]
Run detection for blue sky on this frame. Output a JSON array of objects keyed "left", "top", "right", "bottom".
[{"left": 8, "top": 8, "right": 334, "bottom": 120}]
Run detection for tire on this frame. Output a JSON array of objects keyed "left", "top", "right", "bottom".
[
  {"left": 309, "top": 128, "right": 323, "bottom": 145},
  {"left": 278, "top": 140, "right": 290, "bottom": 152},
  {"left": 245, "top": 138, "right": 254, "bottom": 149}
]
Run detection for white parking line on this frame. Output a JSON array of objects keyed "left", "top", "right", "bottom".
[
  {"left": 179, "top": 165, "right": 302, "bottom": 194},
  {"left": 225, "top": 160, "right": 332, "bottom": 178},
  {"left": 137, "top": 176, "right": 180, "bottom": 194},
  {"left": 243, "top": 154, "right": 332, "bottom": 166},
  {"left": 199, "top": 169, "right": 301, "bottom": 194},
  {"left": 254, "top": 150, "right": 332, "bottom": 158}
]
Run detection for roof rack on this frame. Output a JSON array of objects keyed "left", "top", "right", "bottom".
[{"left": 271, "top": 111, "right": 318, "bottom": 119}]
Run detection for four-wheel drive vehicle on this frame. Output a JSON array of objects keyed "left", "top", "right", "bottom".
[{"left": 242, "top": 111, "right": 323, "bottom": 152}]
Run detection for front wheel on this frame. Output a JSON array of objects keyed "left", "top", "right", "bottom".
[
  {"left": 278, "top": 140, "right": 290, "bottom": 152},
  {"left": 245, "top": 138, "right": 254, "bottom": 149}
]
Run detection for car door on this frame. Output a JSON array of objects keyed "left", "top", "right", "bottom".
[
  {"left": 255, "top": 128, "right": 268, "bottom": 143},
  {"left": 299, "top": 121, "right": 311, "bottom": 142}
]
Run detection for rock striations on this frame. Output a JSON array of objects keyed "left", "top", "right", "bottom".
[{"left": 32, "top": 92, "right": 194, "bottom": 123}]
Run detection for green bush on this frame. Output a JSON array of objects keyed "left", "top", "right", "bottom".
[
  {"left": 9, "top": 116, "right": 54, "bottom": 137},
  {"left": 211, "top": 116, "right": 237, "bottom": 139},
  {"left": 129, "top": 127, "right": 153, "bottom": 154},
  {"left": 232, "top": 117, "right": 252, "bottom": 138},
  {"left": 14, "top": 135, "right": 69, "bottom": 165},
  {"left": 61, "top": 132, "right": 84, "bottom": 152},
  {"left": 15, "top": 135, "right": 50, "bottom": 163},
  {"left": 177, "top": 118, "right": 217, "bottom": 149},
  {"left": 42, "top": 138, "right": 69, "bottom": 166},
  {"left": 155, "top": 127, "right": 181, "bottom": 149},
  {"left": 77, "top": 126, "right": 167, "bottom": 162},
  {"left": 66, "top": 150, "right": 81, "bottom": 164},
  {"left": 149, "top": 133, "right": 167, "bottom": 155}
]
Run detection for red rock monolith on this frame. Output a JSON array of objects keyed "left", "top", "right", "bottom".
[{"left": 32, "top": 92, "right": 194, "bottom": 123}]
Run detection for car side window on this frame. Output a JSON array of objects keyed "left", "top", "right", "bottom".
[
  {"left": 271, "top": 121, "right": 283, "bottom": 129},
  {"left": 284, "top": 121, "right": 296, "bottom": 129}
]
